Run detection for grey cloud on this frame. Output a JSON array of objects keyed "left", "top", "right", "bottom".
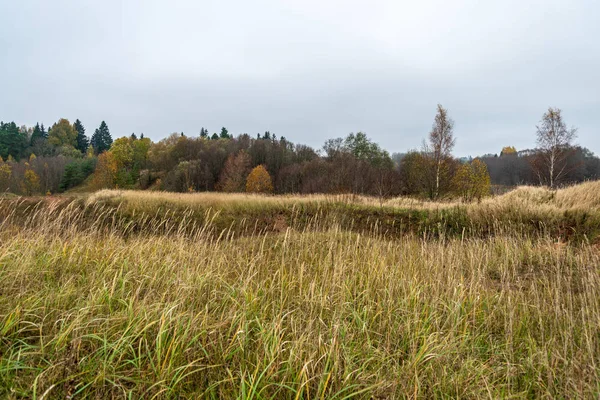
[{"left": 1, "top": 0, "right": 598, "bottom": 157}]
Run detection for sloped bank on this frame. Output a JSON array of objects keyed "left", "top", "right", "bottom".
[{"left": 2, "top": 188, "right": 600, "bottom": 243}]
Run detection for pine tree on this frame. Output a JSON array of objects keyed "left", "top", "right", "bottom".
[
  {"left": 90, "top": 121, "right": 113, "bottom": 155},
  {"left": 220, "top": 127, "right": 230, "bottom": 139},
  {"left": 0, "top": 121, "right": 28, "bottom": 160},
  {"left": 211, "top": 133, "right": 219, "bottom": 140},
  {"left": 40, "top": 124, "right": 47, "bottom": 139},
  {"left": 30, "top": 123, "right": 43, "bottom": 146},
  {"left": 74, "top": 119, "right": 89, "bottom": 154},
  {"left": 200, "top": 128, "right": 208, "bottom": 138}
]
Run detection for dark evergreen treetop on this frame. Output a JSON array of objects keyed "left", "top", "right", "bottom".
[
  {"left": 90, "top": 121, "right": 112, "bottom": 154},
  {"left": 220, "top": 127, "right": 230, "bottom": 139},
  {"left": 40, "top": 124, "right": 47, "bottom": 139},
  {"left": 0, "top": 121, "right": 28, "bottom": 160},
  {"left": 30, "top": 123, "right": 43, "bottom": 146},
  {"left": 74, "top": 119, "right": 89, "bottom": 154}
]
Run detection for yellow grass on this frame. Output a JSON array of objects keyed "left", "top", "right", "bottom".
[
  {"left": 2, "top": 181, "right": 600, "bottom": 398},
  {"left": 87, "top": 180, "right": 600, "bottom": 213}
]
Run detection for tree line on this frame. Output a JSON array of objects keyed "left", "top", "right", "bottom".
[{"left": 1, "top": 106, "right": 598, "bottom": 199}]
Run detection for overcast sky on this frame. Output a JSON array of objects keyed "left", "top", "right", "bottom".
[{"left": 1, "top": 0, "right": 598, "bottom": 156}]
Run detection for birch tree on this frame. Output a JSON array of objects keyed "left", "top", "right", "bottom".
[
  {"left": 428, "top": 104, "right": 456, "bottom": 199},
  {"left": 535, "top": 107, "right": 577, "bottom": 189}
]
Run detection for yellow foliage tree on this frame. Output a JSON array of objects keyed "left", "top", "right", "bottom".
[
  {"left": 500, "top": 146, "right": 517, "bottom": 156},
  {"left": 451, "top": 159, "right": 491, "bottom": 202},
  {"left": 48, "top": 118, "right": 78, "bottom": 148},
  {"left": 471, "top": 158, "right": 491, "bottom": 201},
  {"left": 452, "top": 163, "right": 475, "bottom": 201},
  {"left": 92, "top": 152, "right": 118, "bottom": 189},
  {"left": 111, "top": 137, "right": 135, "bottom": 169},
  {"left": 22, "top": 168, "right": 40, "bottom": 196},
  {"left": 0, "top": 157, "right": 11, "bottom": 191},
  {"left": 246, "top": 165, "right": 273, "bottom": 194}
]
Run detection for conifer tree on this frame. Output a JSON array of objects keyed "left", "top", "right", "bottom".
[
  {"left": 90, "top": 121, "right": 113, "bottom": 155},
  {"left": 40, "top": 124, "right": 47, "bottom": 139},
  {"left": 0, "top": 121, "right": 28, "bottom": 160},
  {"left": 30, "top": 123, "right": 43, "bottom": 146},
  {"left": 74, "top": 119, "right": 89, "bottom": 154},
  {"left": 220, "top": 127, "right": 230, "bottom": 139}
]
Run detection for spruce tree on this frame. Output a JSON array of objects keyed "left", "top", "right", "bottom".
[
  {"left": 220, "top": 127, "right": 229, "bottom": 139},
  {"left": 90, "top": 121, "right": 113, "bottom": 154},
  {"left": 0, "top": 121, "right": 28, "bottom": 160},
  {"left": 74, "top": 119, "right": 89, "bottom": 154},
  {"left": 40, "top": 124, "right": 47, "bottom": 139},
  {"left": 30, "top": 123, "right": 43, "bottom": 146}
]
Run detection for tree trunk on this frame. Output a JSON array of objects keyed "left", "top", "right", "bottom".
[{"left": 435, "top": 160, "right": 441, "bottom": 199}]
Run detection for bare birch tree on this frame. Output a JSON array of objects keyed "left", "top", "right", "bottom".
[
  {"left": 428, "top": 104, "right": 456, "bottom": 199},
  {"left": 535, "top": 107, "right": 577, "bottom": 189}
]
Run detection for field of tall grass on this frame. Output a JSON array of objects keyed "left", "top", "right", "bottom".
[{"left": 1, "top": 182, "right": 600, "bottom": 398}]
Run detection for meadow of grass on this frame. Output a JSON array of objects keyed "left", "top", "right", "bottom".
[{"left": 1, "top": 183, "right": 600, "bottom": 398}]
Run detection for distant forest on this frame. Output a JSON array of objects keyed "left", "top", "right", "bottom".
[{"left": 1, "top": 106, "right": 598, "bottom": 199}]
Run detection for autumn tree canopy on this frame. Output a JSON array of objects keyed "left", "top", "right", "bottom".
[
  {"left": 218, "top": 150, "right": 252, "bottom": 192},
  {"left": 48, "top": 118, "right": 78, "bottom": 149},
  {"left": 246, "top": 165, "right": 273, "bottom": 193}
]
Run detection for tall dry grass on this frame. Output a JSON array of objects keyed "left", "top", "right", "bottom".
[
  {"left": 1, "top": 183, "right": 600, "bottom": 398},
  {"left": 88, "top": 180, "right": 600, "bottom": 213}
]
